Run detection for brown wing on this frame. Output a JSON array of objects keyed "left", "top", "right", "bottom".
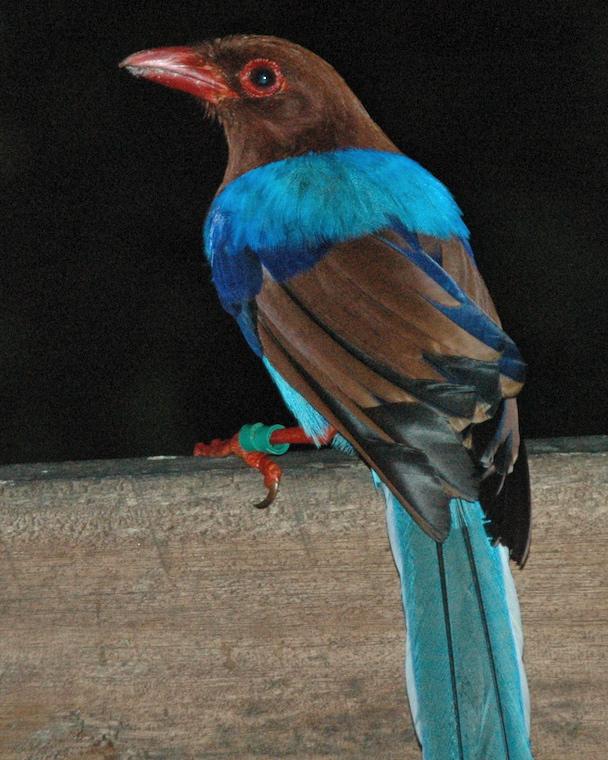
[{"left": 255, "top": 228, "right": 530, "bottom": 562}]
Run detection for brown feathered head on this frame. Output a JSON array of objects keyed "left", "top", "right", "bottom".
[{"left": 120, "top": 34, "right": 396, "bottom": 184}]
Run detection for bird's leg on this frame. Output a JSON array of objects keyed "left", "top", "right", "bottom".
[{"left": 193, "top": 423, "right": 336, "bottom": 508}]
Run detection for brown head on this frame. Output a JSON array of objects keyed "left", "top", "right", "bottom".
[{"left": 120, "top": 35, "right": 398, "bottom": 187}]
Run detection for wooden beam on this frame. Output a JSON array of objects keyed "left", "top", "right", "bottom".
[{"left": 0, "top": 438, "right": 607, "bottom": 758}]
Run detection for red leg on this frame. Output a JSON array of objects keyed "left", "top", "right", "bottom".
[
  {"left": 269, "top": 425, "right": 336, "bottom": 446},
  {"left": 193, "top": 424, "right": 336, "bottom": 508}
]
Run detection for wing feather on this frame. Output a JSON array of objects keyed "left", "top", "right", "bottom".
[{"left": 254, "top": 228, "right": 530, "bottom": 560}]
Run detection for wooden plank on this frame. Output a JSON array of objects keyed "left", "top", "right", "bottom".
[{"left": 0, "top": 440, "right": 606, "bottom": 759}]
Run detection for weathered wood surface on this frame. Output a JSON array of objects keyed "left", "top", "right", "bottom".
[{"left": 0, "top": 438, "right": 606, "bottom": 759}]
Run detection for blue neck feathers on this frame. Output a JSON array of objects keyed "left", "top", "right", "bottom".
[{"left": 204, "top": 148, "right": 469, "bottom": 309}]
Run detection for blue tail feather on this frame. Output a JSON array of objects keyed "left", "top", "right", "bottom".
[{"left": 384, "top": 490, "right": 533, "bottom": 760}]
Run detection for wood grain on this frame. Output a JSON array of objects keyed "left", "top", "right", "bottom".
[{"left": 0, "top": 440, "right": 606, "bottom": 759}]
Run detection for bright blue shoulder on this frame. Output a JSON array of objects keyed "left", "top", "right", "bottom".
[{"left": 203, "top": 148, "right": 468, "bottom": 309}]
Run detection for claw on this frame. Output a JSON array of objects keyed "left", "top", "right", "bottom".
[
  {"left": 255, "top": 480, "right": 279, "bottom": 509},
  {"left": 193, "top": 424, "right": 336, "bottom": 510}
]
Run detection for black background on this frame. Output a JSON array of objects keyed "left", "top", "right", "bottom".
[{"left": 2, "top": 1, "right": 606, "bottom": 465}]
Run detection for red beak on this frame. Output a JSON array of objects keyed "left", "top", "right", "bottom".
[{"left": 119, "top": 46, "right": 237, "bottom": 104}]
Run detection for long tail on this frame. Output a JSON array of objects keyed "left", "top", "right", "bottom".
[{"left": 384, "top": 490, "right": 533, "bottom": 759}]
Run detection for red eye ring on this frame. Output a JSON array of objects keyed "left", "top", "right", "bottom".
[{"left": 239, "top": 58, "right": 285, "bottom": 97}]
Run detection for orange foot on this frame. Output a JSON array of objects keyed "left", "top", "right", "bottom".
[{"left": 193, "top": 423, "right": 336, "bottom": 509}]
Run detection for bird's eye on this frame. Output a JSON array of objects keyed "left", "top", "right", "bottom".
[
  {"left": 239, "top": 58, "right": 285, "bottom": 97},
  {"left": 250, "top": 67, "right": 276, "bottom": 88}
]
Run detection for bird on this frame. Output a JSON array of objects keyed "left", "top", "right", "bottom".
[{"left": 121, "top": 35, "right": 534, "bottom": 759}]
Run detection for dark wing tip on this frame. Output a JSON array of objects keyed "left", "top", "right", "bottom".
[{"left": 481, "top": 440, "right": 532, "bottom": 566}]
